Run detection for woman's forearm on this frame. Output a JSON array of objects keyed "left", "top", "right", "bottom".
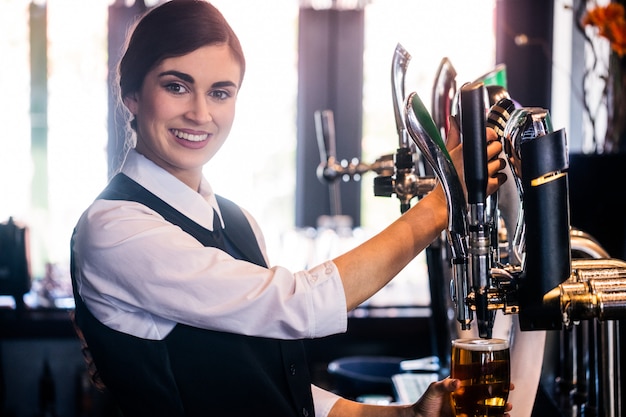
[{"left": 333, "top": 187, "right": 447, "bottom": 311}]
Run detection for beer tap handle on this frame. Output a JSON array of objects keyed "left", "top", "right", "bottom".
[
  {"left": 391, "top": 43, "right": 411, "bottom": 149},
  {"left": 459, "top": 81, "right": 493, "bottom": 338},
  {"left": 314, "top": 109, "right": 342, "bottom": 217},
  {"left": 405, "top": 91, "right": 472, "bottom": 329},
  {"left": 486, "top": 97, "right": 518, "bottom": 266},
  {"left": 460, "top": 81, "right": 488, "bottom": 205},
  {"left": 314, "top": 109, "right": 336, "bottom": 166},
  {"left": 432, "top": 57, "right": 457, "bottom": 141}
]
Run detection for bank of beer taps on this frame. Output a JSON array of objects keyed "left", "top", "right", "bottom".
[
  {"left": 314, "top": 43, "right": 626, "bottom": 337},
  {"left": 396, "top": 43, "right": 626, "bottom": 338}
]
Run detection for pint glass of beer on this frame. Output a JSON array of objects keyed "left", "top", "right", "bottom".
[{"left": 450, "top": 338, "right": 510, "bottom": 417}]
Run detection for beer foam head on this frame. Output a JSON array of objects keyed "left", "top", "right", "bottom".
[{"left": 452, "top": 338, "right": 509, "bottom": 351}]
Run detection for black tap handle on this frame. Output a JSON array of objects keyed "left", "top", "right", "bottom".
[
  {"left": 314, "top": 110, "right": 336, "bottom": 164},
  {"left": 460, "top": 82, "right": 488, "bottom": 205}
]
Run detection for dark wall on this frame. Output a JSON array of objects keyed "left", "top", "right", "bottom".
[
  {"left": 495, "top": 0, "right": 554, "bottom": 108},
  {"left": 296, "top": 8, "right": 364, "bottom": 228},
  {"left": 568, "top": 154, "right": 626, "bottom": 259}
]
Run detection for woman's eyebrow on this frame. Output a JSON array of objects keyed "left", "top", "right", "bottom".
[
  {"left": 159, "top": 70, "right": 194, "bottom": 84},
  {"left": 212, "top": 80, "right": 238, "bottom": 89},
  {"left": 158, "top": 71, "right": 238, "bottom": 90}
]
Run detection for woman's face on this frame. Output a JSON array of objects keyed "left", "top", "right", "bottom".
[{"left": 124, "top": 44, "right": 242, "bottom": 190}]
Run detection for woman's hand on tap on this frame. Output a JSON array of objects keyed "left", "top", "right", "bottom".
[{"left": 446, "top": 115, "right": 507, "bottom": 197}]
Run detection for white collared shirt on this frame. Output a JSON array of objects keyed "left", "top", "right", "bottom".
[{"left": 72, "top": 149, "right": 344, "bottom": 415}]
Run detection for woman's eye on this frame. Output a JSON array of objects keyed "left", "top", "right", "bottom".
[
  {"left": 164, "top": 82, "right": 189, "bottom": 94},
  {"left": 210, "top": 90, "right": 232, "bottom": 101}
]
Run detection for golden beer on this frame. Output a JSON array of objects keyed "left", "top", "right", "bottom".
[{"left": 450, "top": 338, "right": 510, "bottom": 417}]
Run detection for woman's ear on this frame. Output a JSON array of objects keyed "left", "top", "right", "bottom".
[{"left": 123, "top": 93, "right": 138, "bottom": 116}]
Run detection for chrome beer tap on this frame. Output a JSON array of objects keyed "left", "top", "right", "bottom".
[
  {"left": 458, "top": 81, "right": 494, "bottom": 338},
  {"left": 400, "top": 54, "right": 626, "bottom": 415},
  {"left": 314, "top": 109, "right": 343, "bottom": 217},
  {"left": 315, "top": 108, "right": 396, "bottom": 183},
  {"left": 503, "top": 108, "right": 572, "bottom": 330},
  {"left": 404, "top": 80, "right": 506, "bottom": 337},
  {"left": 392, "top": 43, "right": 412, "bottom": 152},
  {"left": 317, "top": 44, "right": 437, "bottom": 214},
  {"left": 475, "top": 103, "right": 626, "bottom": 329},
  {"left": 485, "top": 96, "right": 517, "bottom": 267},
  {"left": 404, "top": 90, "right": 472, "bottom": 329},
  {"left": 405, "top": 82, "right": 626, "bottom": 335},
  {"left": 431, "top": 57, "right": 457, "bottom": 141},
  {"left": 374, "top": 44, "right": 437, "bottom": 213}
]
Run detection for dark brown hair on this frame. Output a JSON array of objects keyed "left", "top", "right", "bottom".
[{"left": 119, "top": 0, "right": 246, "bottom": 100}]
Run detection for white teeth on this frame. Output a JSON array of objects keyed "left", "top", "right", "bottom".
[{"left": 172, "top": 129, "right": 208, "bottom": 142}]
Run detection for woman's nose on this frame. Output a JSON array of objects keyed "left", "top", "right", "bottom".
[{"left": 185, "top": 95, "right": 213, "bottom": 123}]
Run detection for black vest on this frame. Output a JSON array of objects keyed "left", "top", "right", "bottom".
[{"left": 71, "top": 174, "right": 314, "bottom": 417}]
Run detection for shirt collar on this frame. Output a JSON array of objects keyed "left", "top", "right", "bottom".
[{"left": 120, "top": 149, "right": 223, "bottom": 231}]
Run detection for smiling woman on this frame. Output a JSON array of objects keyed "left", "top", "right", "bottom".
[
  {"left": 67, "top": 2, "right": 510, "bottom": 415},
  {"left": 0, "top": 0, "right": 299, "bottom": 302},
  {"left": 0, "top": 0, "right": 496, "bottom": 311}
]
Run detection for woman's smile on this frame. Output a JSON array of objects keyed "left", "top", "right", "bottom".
[
  {"left": 171, "top": 128, "right": 213, "bottom": 150},
  {"left": 171, "top": 128, "right": 210, "bottom": 143}
]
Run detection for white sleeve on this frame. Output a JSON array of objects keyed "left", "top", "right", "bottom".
[{"left": 73, "top": 199, "right": 348, "bottom": 340}]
